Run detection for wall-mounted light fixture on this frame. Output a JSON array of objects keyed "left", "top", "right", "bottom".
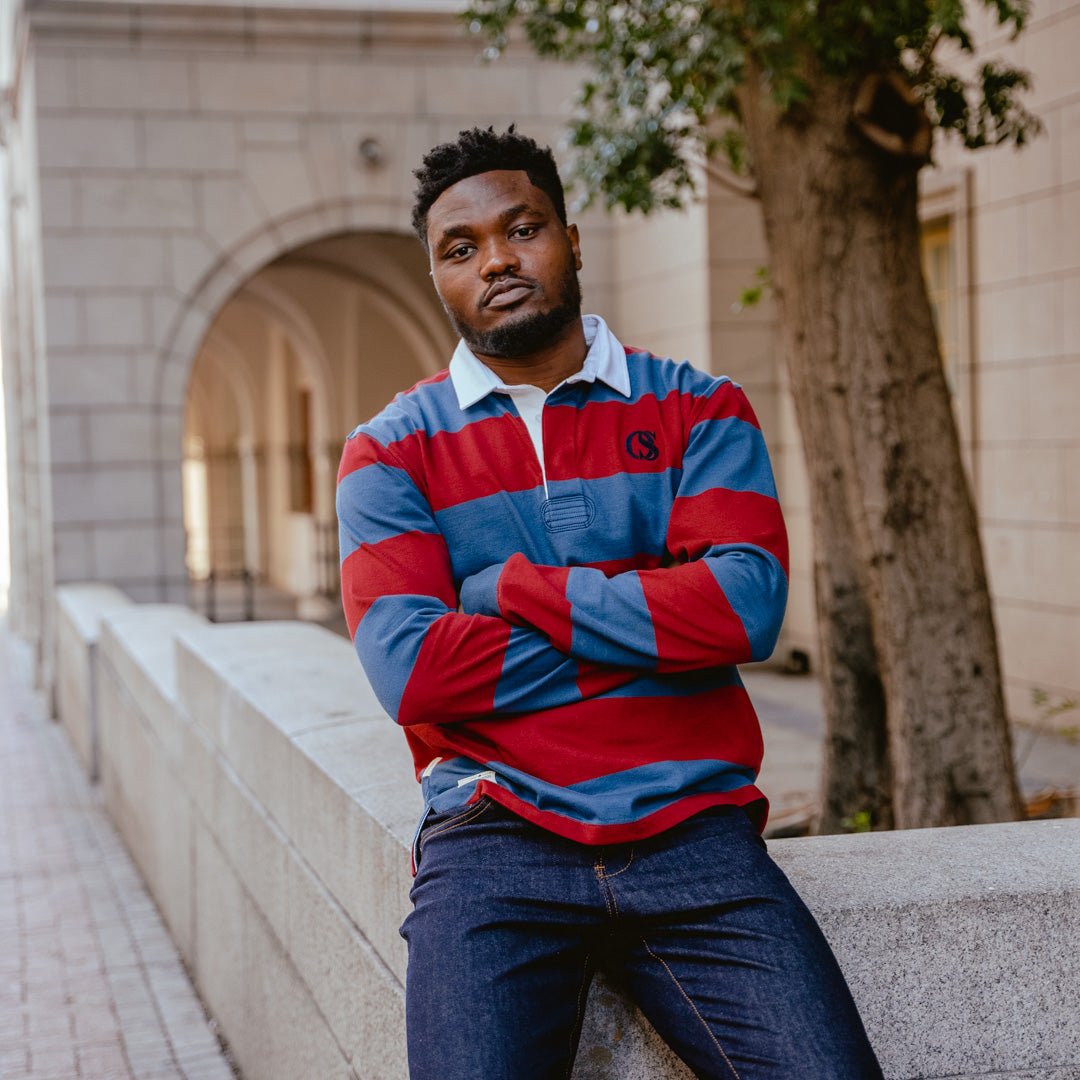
[{"left": 357, "top": 137, "right": 385, "bottom": 169}]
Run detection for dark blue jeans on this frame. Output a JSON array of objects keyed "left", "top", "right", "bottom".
[{"left": 401, "top": 798, "right": 883, "bottom": 1079}]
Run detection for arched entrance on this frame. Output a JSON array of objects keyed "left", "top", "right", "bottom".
[{"left": 178, "top": 225, "right": 451, "bottom": 624}]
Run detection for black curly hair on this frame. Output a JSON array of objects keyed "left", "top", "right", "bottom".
[{"left": 411, "top": 125, "right": 568, "bottom": 248}]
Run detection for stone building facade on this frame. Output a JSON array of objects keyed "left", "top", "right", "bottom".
[{"left": 1, "top": 0, "right": 1078, "bottom": 726}]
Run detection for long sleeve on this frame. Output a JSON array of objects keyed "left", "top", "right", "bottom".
[
  {"left": 458, "top": 380, "right": 789, "bottom": 672},
  {"left": 337, "top": 431, "right": 635, "bottom": 727}
]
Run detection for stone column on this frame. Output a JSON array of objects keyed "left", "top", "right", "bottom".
[{"left": 237, "top": 435, "right": 262, "bottom": 576}]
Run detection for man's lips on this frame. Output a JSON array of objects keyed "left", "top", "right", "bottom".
[{"left": 483, "top": 278, "right": 535, "bottom": 309}]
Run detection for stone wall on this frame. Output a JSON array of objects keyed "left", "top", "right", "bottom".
[
  {"left": 54, "top": 585, "right": 1080, "bottom": 1079},
  {"left": 55, "top": 582, "right": 133, "bottom": 779},
  {"left": 937, "top": 1, "right": 1080, "bottom": 727},
  {"left": 31, "top": 3, "right": 613, "bottom": 605},
  {"left": 2, "top": 9, "right": 55, "bottom": 679}
]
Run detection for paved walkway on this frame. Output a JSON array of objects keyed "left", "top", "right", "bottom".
[
  {"left": 744, "top": 667, "right": 1080, "bottom": 832},
  {"left": 0, "top": 624, "right": 236, "bottom": 1080},
  {"left": 1, "top": 609, "right": 1075, "bottom": 1080}
]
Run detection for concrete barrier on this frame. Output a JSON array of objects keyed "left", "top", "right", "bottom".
[
  {"left": 55, "top": 583, "right": 133, "bottom": 780},
  {"left": 76, "top": 596, "right": 1080, "bottom": 1080}
]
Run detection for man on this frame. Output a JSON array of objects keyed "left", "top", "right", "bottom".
[{"left": 337, "top": 127, "right": 882, "bottom": 1079}]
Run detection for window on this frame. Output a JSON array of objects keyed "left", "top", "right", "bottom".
[
  {"left": 920, "top": 217, "right": 959, "bottom": 394},
  {"left": 917, "top": 168, "right": 975, "bottom": 482},
  {"left": 288, "top": 385, "right": 314, "bottom": 514}
]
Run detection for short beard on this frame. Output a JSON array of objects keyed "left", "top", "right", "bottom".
[{"left": 446, "top": 263, "right": 582, "bottom": 360}]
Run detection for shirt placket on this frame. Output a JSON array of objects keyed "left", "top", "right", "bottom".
[
  {"left": 503, "top": 385, "right": 550, "bottom": 496},
  {"left": 541, "top": 386, "right": 592, "bottom": 532}
]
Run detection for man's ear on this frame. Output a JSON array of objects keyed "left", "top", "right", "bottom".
[{"left": 567, "top": 223, "right": 582, "bottom": 270}]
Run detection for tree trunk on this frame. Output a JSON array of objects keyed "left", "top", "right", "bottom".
[
  {"left": 811, "top": 454, "right": 893, "bottom": 833},
  {"left": 738, "top": 63, "right": 1023, "bottom": 828}
]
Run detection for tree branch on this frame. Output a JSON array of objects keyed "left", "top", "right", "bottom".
[
  {"left": 914, "top": 27, "right": 943, "bottom": 84},
  {"left": 852, "top": 71, "right": 933, "bottom": 163},
  {"left": 690, "top": 154, "right": 760, "bottom": 198}
]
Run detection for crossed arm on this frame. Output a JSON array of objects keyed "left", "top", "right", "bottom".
[{"left": 337, "top": 382, "right": 788, "bottom": 727}]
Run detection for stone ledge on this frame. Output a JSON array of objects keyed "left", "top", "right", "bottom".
[
  {"left": 770, "top": 822, "right": 1080, "bottom": 1078},
  {"left": 67, "top": 595, "right": 1080, "bottom": 1079},
  {"left": 55, "top": 582, "right": 134, "bottom": 779},
  {"left": 98, "top": 605, "right": 409, "bottom": 1079}
]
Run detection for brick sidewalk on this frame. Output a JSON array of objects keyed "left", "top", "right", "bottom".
[{"left": 0, "top": 624, "right": 236, "bottom": 1080}]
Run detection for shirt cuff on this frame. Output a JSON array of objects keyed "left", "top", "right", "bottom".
[{"left": 458, "top": 562, "right": 505, "bottom": 617}]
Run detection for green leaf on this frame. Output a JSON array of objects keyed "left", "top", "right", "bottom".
[{"left": 462, "top": 0, "right": 1042, "bottom": 215}]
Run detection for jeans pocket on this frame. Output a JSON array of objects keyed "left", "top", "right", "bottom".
[{"left": 417, "top": 796, "right": 492, "bottom": 853}]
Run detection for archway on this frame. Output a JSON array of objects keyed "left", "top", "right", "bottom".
[{"left": 175, "top": 216, "right": 451, "bottom": 623}]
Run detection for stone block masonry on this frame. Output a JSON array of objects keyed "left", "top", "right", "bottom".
[
  {"left": 47, "top": 585, "right": 1080, "bottom": 1080},
  {"left": 55, "top": 583, "right": 133, "bottom": 781}
]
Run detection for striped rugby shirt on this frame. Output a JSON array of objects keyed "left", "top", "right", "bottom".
[{"left": 336, "top": 314, "right": 789, "bottom": 861}]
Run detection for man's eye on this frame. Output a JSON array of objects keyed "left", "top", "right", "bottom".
[
  {"left": 447, "top": 244, "right": 473, "bottom": 259},
  {"left": 512, "top": 225, "right": 538, "bottom": 239}
]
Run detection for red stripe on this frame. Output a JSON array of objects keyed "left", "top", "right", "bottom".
[
  {"left": 642, "top": 561, "right": 752, "bottom": 669},
  {"left": 575, "top": 552, "right": 666, "bottom": 576},
  {"left": 575, "top": 662, "right": 639, "bottom": 701},
  {"left": 416, "top": 369, "right": 452, "bottom": 386},
  {"left": 365, "top": 417, "right": 543, "bottom": 510},
  {"left": 499, "top": 558, "right": 573, "bottom": 653},
  {"left": 542, "top": 391, "right": 690, "bottom": 481},
  {"left": 341, "top": 531, "right": 453, "bottom": 636},
  {"left": 397, "top": 612, "right": 511, "bottom": 727},
  {"left": 477, "top": 783, "right": 769, "bottom": 845},
  {"left": 344, "top": 383, "right": 762, "bottom": 497},
  {"left": 433, "top": 683, "right": 761, "bottom": 787},
  {"left": 338, "top": 370, "right": 451, "bottom": 483},
  {"left": 421, "top": 415, "right": 543, "bottom": 510},
  {"left": 698, "top": 380, "right": 762, "bottom": 428},
  {"left": 669, "top": 488, "right": 789, "bottom": 571},
  {"left": 338, "top": 431, "right": 408, "bottom": 483}
]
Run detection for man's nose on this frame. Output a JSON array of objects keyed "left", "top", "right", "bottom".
[{"left": 480, "top": 240, "right": 520, "bottom": 280}]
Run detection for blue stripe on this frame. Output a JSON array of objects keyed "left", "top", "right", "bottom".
[
  {"left": 567, "top": 566, "right": 658, "bottom": 667},
  {"left": 434, "top": 472, "right": 675, "bottom": 580},
  {"left": 704, "top": 544, "right": 788, "bottom": 661},
  {"left": 622, "top": 353, "right": 730, "bottom": 405},
  {"left": 599, "top": 666, "right": 743, "bottom": 699},
  {"left": 493, "top": 627, "right": 585, "bottom": 712},
  {"left": 337, "top": 462, "right": 439, "bottom": 556},
  {"left": 484, "top": 758, "right": 758, "bottom": 826},
  {"left": 542, "top": 354, "right": 731, "bottom": 408},
  {"left": 435, "top": 489, "right": 552, "bottom": 578},
  {"left": 354, "top": 594, "right": 442, "bottom": 720},
  {"left": 354, "top": 377, "right": 509, "bottom": 448},
  {"left": 678, "top": 417, "right": 778, "bottom": 499},
  {"left": 421, "top": 755, "right": 488, "bottom": 812},
  {"left": 545, "top": 472, "right": 677, "bottom": 549}
]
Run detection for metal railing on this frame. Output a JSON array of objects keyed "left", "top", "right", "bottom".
[{"left": 314, "top": 520, "right": 340, "bottom": 601}]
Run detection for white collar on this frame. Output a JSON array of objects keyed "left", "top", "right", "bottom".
[{"left": 448, "top": 313, "right": 632, "bottom": 410}]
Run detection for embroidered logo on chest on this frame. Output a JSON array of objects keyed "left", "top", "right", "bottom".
[{"left": 625, "top": 430, "right": 660, "bottom": 461}]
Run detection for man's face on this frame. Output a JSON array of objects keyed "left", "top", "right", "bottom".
[{"left": 425, "top": 169, "right": 583, "bottom": 359}]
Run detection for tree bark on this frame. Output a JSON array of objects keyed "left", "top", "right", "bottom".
[
  {"left": 810, "top": 452, "right": 893, "bottom": 833},
  {"left": 738, "top": 62, "right": 1022, "bottom": 828}
]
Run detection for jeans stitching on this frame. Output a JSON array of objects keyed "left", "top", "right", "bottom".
[
  {"left": 605, "top": 848, "right": 635, "bottom": 878},
  {"left": 418, "top": 799, "right": 491, "bottom": 850},
  {"left": 596, "top": 863, "right": 621, "bottom": 918},
  {"left": 593, "top": 858, "right": 614, "bottom": 919},
  {"left": 641, "top": 937, "right": 742, "bottom": 1080},
  {"left": 565, "top": 952, "right": 592, "bottom": 1080}
]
